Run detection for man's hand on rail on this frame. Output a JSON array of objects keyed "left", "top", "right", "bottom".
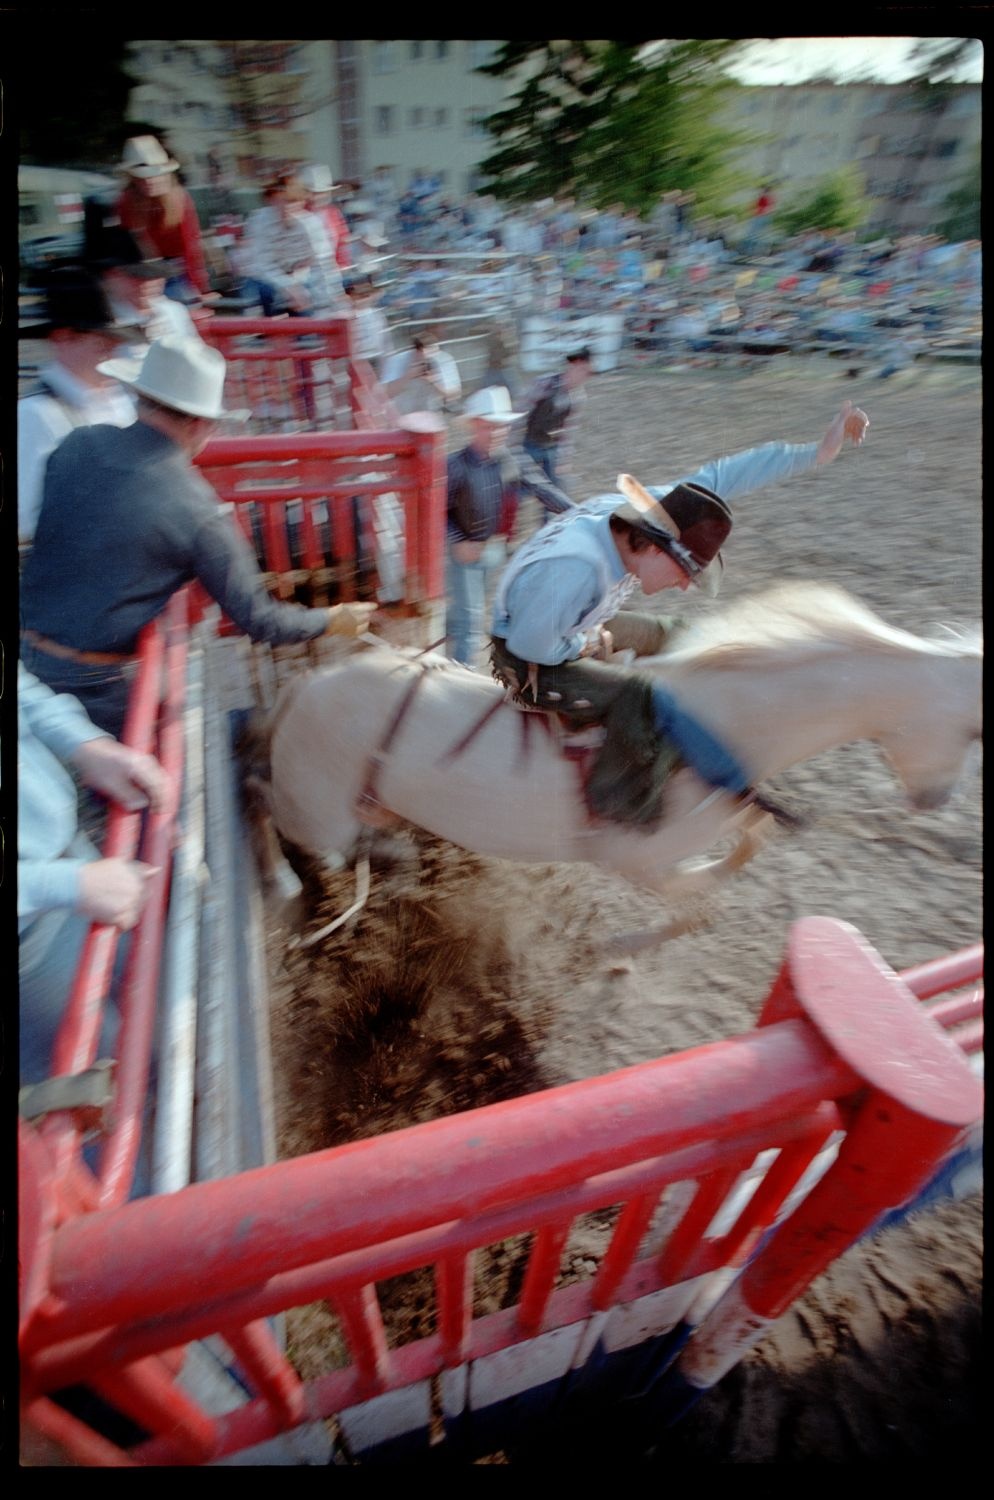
[
  {"left": 77, "top": 858, "right": 160, "bottom": 930},
  {"left": 325, "top": 602, "right": 380, "bottom": 638},
  {"left": 70, "top": 739, "right": 171, "bottom": 814}
]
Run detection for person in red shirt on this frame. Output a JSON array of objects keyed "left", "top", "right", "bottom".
[
  {"left": 299, "top": 164, "right": 353, "bottom": 272},
  {"left": 115, "top": 135, "right": 211, "bottom": 300}
]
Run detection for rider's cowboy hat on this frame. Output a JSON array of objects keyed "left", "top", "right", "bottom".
[
  {"left": 462, "top": 386, "right": 525, "bottom": 424},
  {"left": 614, "top": 473, "right": 732, "bottom": 598},
  {"left": 118, "top": 136, "right": 180, "bottom": 178},
  {"left": 97, "top": 334, "right": 250, "bottom": 421}
]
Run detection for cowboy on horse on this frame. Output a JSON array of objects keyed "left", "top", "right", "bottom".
[{"left": 490, "top": 401, "right": 869, "bottom": 827}]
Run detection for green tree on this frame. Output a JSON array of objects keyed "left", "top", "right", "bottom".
[
  {"left": 773, "top": 169, "right": 870, "bottom": 238},
  {"left": 938, "top": 144, "right": 981, "bottom": 240},
  {"left": 908, "top": 38, "right": 982, "bottom": 84},
  {"left": 476, "top": 40, "right": 745, "bottom": 214}
]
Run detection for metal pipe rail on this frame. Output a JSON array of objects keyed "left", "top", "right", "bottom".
[
  {"left": 194, "top": 426, "right": 447, "bottom": 612},
  {"left": 35, "top": 592, "right": 190, "bottom": 1210},
  {"left": 19, "top": 919, "right": 983, "bottom": 1466},
  {"left": 201, "top": 317, "right": 358, "bottom": 434}
]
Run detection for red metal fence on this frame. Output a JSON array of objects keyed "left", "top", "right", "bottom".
[
  {"left": 200, "top": 317, "right": 358, "bottom": 434},
  {"left": 19, "top": 913, "right": 983, "bottom": 1466},
  {"left": 194, "top": 427, "right": 447, "bottom": 620},
  {"left": 21, "top": 592, "right": 190, "bottom": 1231}
]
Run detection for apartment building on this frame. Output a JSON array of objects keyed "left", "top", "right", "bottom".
[
  {"left": 124, "top": 38, "right": 505, "bottom": 193},
  {"left": 124, "top": 39, "right": 340, "bottom": 182},
  {"left": 356, "top": 40, "right": 506, "bottom": 194},
  {"left": 720, "top": 82, "right": 981, "bottom": 234},
  {"left": 122, "top": 43, "right": 980, "bottom": 235}
]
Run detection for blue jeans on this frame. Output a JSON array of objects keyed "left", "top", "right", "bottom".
[
  {"left": 20, "top": 640, "right": 135, "bottom": 742},
  {"left": 164, "top": 274, "right": 199, "bottom": 304},
  {"left": 19, "top": 833, "right": 123, "bottom": 1086},
  {"left": 446, "top": 537, "right": 507, "bottom": 667},
  {"left": 524, "top": 441, "right": 559, "bottom": 486}
]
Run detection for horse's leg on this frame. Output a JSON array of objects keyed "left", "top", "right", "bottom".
[
  {"left": 602, "top": 807, "right": 775, "bottom": 957},
  {"left": 243, "top": 773, "right": 304, "bottom": 905},
  {"left": 653, "top": 806, "right": 775, "bottom": 900}
]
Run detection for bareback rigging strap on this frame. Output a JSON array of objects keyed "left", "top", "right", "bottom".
[{"left": 354, "top": 638, "right": 449, "bottom": 821}]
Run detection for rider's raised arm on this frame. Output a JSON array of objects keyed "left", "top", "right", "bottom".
[
  {"left": 678, "top": 403, "right": 869, "bottom": 503},
  {"left": 677, "top": 440, "right": 821, "bottom": 504}
]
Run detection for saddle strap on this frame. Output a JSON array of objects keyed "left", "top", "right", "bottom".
[{"left": 356, "top": 663, "right": 435, "bottom": 819}]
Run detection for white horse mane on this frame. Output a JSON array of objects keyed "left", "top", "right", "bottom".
[{"left": 646, "top": 581, "right": 982, "bottom": 673}]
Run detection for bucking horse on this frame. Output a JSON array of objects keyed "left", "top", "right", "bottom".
[{"left": 256, "top": 582, "right": 981, "bottom": 944}]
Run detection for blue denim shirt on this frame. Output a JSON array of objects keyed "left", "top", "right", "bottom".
[{"left": 491, "top": 441, "right": 820, "bottom": 664}]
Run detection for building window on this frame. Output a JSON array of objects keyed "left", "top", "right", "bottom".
[
  {"left": 934, "top": 139, "right": 959, "bottom": 157},
  {"left": 949, "top": 91, "right": 979, "bottom": 118},
  {"left": 375, "top": 105, "right": 396, "bottom": 135},
  {"left": 465, "top": 108, "right": 489, "bottom": 138},
  {"left": 372, "top": 41, "right": 396, "bottom": 74},
  {"left": 410, "top": 107, "right": 424, "bottom": 128},
  {"left": 410, "top": 41, "right": 424, "bottom": 61},
  {"left": 435, "top": 107, "right": 448, "bottom": 128},
  {"left": 435, "top": 41, "right": 449, "bottom": 60}
]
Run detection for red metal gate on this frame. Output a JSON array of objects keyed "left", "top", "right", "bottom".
[
  {"left": 19, "top": 897, "right": 983, "bottom": 1464},
  {"left": 194, "top": 426, "right": 446, "bottom": 623},
  {"left": 200, "top": 316, "right": 359, "bottom": 433}
]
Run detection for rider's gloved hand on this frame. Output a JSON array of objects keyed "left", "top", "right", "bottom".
[{"left": 325, "top": 603, "right": 379, "bottom": 638}]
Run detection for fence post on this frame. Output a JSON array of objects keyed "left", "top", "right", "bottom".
[{"left": 650, "top": 916, "right": 983, "bottom": 1424}]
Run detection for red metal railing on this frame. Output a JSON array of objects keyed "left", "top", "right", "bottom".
[
  {"left": 194, "top": 427, "right": 447, "bottom": 614},
  {"left": 35, "top": 592, "right": 190, "bottom": 1214},
  {"left": 19, "top": 919, "right": 983, "bottom": 1466},
  {"left": 201, "top": 316, "right": 357, "bottom": 433}
]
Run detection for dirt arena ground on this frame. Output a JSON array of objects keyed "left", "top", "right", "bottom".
[{"left": 268, "top": 355, "right": 982, "bottom": 1462}]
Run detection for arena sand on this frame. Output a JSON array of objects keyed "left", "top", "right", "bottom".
[{"left": 267, "top": 357, "right": 982, "bottom": 1461}]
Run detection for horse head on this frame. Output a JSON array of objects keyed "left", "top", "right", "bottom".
[
  {"left": 872, "top": 626, "right": 982, "bottom": 810},
  {"left": 648, "top": 586, "right": 982, "bottom": 816}
]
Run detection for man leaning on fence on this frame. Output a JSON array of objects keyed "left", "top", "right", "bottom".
[
  {"left": 20, "top": 335, "right": 376, "bottom": 739},
  {"left": 18, "top": 664, "right": 169, "bottom": 1089},
  {"left": 380, "top": 325, "right": 462, "bottom": 418}
]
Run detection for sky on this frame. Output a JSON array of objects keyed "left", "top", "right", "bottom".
[{"left": 724, "top": 36, "right": 983, "bottom": 84}]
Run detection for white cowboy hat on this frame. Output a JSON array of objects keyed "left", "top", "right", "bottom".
[
  {"left": 118, "top": 135, "right": 180, "bottom": 178},
  {"left": 98, "top": 334, "right": 250, "bottom": 421},
  {"left": 463, "top": 386, "right": 525, "bottom": 424},
  {"left": 299, "top": 163, "right": 337, "bottom": 195}
]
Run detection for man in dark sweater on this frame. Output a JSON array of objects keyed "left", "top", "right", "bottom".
[
  {"left": 446, "top": 385, "right": 575, "bottom": 667},
  {"left": 522, "top": 345, "right": 593, "bottom": 486},
  {"left": 21, "top": 335, "right": 376, "bottom": 736}
]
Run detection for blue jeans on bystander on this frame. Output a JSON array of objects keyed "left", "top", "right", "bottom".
[
  {"left": 523, "top": 441, "right": 560, "bottom": 487},
  {"left": 446, "top": 536, "right": 507, "bottom": 668}
]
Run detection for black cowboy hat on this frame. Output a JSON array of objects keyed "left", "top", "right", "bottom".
[
  {"left": 84, "top": 220, "right": 171, "bottom": 281},
  {"left": 29, "top": 264, "right": 144, "bottom": 341},
  {"left": 614, "top": 474, "right": 732, "bottom": 598}
]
